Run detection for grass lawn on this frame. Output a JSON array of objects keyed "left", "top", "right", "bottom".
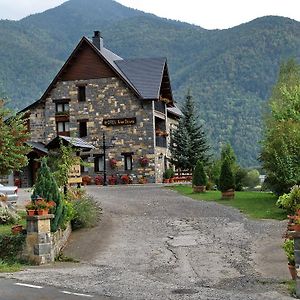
[
  {"left": 169, "top": 185, "right": 286, "bottom": 220},
  {"left": 0, "top": 260, "right": 23, "bottom": 273}
]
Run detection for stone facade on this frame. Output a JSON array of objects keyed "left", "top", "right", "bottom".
[{"left": 27, "top": 77, "right": 176, "bottom": 183}]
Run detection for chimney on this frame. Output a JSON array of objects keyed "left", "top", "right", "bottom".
[{"left": 92, "top": 31, "right": 103, "bottom": 50}]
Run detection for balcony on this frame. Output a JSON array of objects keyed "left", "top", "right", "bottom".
[
  {"left": 154, "top": 101, "right": 166, "bottom": 114},
  {"left": 156, "top": 136, "right": 167, "bottom": 148}
]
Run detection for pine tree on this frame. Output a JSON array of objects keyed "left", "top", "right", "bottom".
[
  {"left": 170, "top": 91, "right": 210, "bottom": 171},
  {"left": 32, "top": 157, "right": 64, "bottom": 231},
  {"left": 219, "top": 158, "right": 235, "bottom": 192},
  {"left": 192, "top": 160, "right": 207, "bottom": 187}
]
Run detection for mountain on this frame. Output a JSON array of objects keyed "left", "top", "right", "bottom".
[{"left": 0, "top": 0, "right": 299, "bottom": 167}]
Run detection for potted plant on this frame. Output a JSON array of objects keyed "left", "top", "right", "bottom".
[
  {"left": 139, "top": 156, "right": 149, "bottom": 167},
  {"left": 109, "top": 158, "right": 117, "bottom": 169},
  {"left": 283, "top": 239, "right": 296, "bottom": 280},
  {"left": 94, "top": 175, "right": 104, "bottom": 185},
  {"left": 25, "top": 201, "right": 37, "bottom": 216},
  {"left": 138, "top": 177, "right": 148, "bottom": 184},
  {"left": 163, "top": 169, "right": 174, "bottom": 183},
  {"left": 121, "top": 174, "right": 133, "bottom": 184},
  {"left": 219, "top": 159, "right": 235, "bottom": 199},
  {"left": 36, "top": 198, "right": 49, "bottom": 215},
  {"left": 108, "top": 175, "right": 117, "bottom": 185},
  {"left": 192, "top": 160, "right": 207, "bottom": 193},
  {"left": 82, "top": 175, "right": 92, "bottom": 185}
]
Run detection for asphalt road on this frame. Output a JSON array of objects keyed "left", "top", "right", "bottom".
[
  {"left": 4, "top": 185, "right": 293, "bottom": 299},
  {"left": 0, "top": 278, "right": 115, "bottom": 300}
]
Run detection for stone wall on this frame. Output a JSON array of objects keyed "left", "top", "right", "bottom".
[{"left": 42, "top": 77, "right": 156, "bottom": 182}]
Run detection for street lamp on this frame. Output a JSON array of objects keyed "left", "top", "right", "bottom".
[{"left": 102, "top": 133, "right": 116, "bottom": 186}]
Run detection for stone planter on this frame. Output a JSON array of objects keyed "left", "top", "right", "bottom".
[
  {"left": 37, "top": 209, "right": 49, "bottom": 216},
  {"left": 193, "top": 185, "right": 206, "bottom": 193},
  {"left": 221, "top": 189, "right": 235, "bottom": 200}
]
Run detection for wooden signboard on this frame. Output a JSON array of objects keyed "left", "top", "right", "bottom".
[
  {"left": 103, "top": 117, "right": 136, "bottom": 126},
  {"left": 68, "top": 158, "right": 82, "bottom": 184}
]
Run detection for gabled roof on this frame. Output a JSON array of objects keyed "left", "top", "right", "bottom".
[
  {"left": 46, "top": 136, "right": 95, "bottom": 151},
  {"left": 21, "top": 34, "right": 174, "bottom": 112},
  {"left": 26, "top": 141, "right": 48, "bottom": 154},
  {"left": 115, "top": 57, "right": 167, "bottom": 100}
]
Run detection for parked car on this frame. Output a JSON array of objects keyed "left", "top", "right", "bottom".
[{"left": 0, "top": 183, "right": 18, "bottom": 204}]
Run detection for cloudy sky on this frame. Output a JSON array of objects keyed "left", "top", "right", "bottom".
[{"left": 0, "top": 0, "right": 299, "bottom": 29}]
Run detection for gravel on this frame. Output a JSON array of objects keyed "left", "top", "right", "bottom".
[{"left": 5, "top": 185, "right": 293, "bottom": 299}]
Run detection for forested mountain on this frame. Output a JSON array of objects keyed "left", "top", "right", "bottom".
[{"left": 0, "top": 0, "right": 299, "bottom": 166}]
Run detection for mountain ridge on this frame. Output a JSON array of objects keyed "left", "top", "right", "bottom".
[{"left": 0, "top": 0, "right": 299, "bottom": 167}]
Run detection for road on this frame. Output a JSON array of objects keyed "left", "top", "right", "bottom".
[
  {"left": 0, "top": 278, "right": 115, "bottom": 300},
  {"left": 3, "top": 185, "right": 293, "bottom": 299}
]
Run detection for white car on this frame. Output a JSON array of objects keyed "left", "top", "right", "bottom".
[{"left": 0, "top": 183, "right": 18, "bottom": 204}]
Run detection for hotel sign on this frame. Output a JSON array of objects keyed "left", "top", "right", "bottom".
[{"left": 103, "top": 117, "right": 136, "bottom": 126}]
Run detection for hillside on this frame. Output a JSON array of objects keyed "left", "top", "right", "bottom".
[{"left": 0, "top": 0, "right": 299, "bottom": 167}]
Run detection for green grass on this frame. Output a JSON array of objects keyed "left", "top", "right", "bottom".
[
  {"left": 170, "top": 185, "right": 286, "bottom": 220},
  {"left": 0, "top": 215, "right": 26, "bottom": 235},
  {"left": 0, "top": 260, "right": 23, "bottom": 273}
]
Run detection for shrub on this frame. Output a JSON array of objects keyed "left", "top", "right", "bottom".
[
  {"left": 0, "top": 205, "right": 20, "bottom": 225},
  {"left": 82, "top": 175, "right": 92, "bottom": 185},
  {"left": 219, "top": 159, "right": 235, "bottom": 192},
  {"left": 164, "top": 168, "right": 175, "bottom": 179},
  {"left": 139, "top": 156, "right": 149, "bottom": 167},
  {"left": 283, "top": 239, "right": 295, "bottom": 265},
  {"left": 0, "top": 234, "right": 26, "bottom": 261},
  {"left": 192, "top": 160, "right": 207, "bottom": 186},
  {"left": 277, "top": 185, "right": 300, "bottom": 214},
  {"left": 244, "top": 169, "right": 260, "bottom": 188},
  {"left": 71, "top": 195, "right": 101, "bottom": 230},
  {"left": 109, "top": 158, "right": 117, "bottom": 169},
  {"left": 108, "top": 175, "right": 117, "bottom": 185}
]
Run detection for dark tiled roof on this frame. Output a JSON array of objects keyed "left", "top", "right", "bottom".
[
  {"left": 26, "top": 141, "right": 48, "bottom": 154},
  {"left": 46, "top": 136, "right": 95, "bottom": 150},
  {"left": 115, "top": 58, "right": 166, "bottom": 100}
]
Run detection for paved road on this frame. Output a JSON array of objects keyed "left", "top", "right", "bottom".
[
  {"left": 0, "top": 278, "right": 115, "bottom": 300},
  {"left": 5, "top": 186, "right": 292, "bottom": 299}
]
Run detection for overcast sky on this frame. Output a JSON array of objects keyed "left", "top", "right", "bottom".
[{"left": 0, "top": 0, "right": 299, "bottom": 29}]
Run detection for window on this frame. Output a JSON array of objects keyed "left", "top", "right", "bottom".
[
  {"left": 78, "top": 86, "right": 86, "bottom": 102},
  {"left": 79, "top": 121, "right": 87, "bottom": 138},
  {"left": 56, "top": 102, "right": 69, "bottom": 113},
  {"left": 123, "top": 153, "right": 133, "bottom": 171},
  {"left": 94, "top": 155, "right": 104, "bottom": 172},
  {"left": 56, "top": 121, "right": 70, "bottom": 133}
]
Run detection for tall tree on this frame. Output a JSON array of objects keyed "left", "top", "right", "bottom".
[
  {"left": 0, "top": 100, "right": 30, "bottom": 175},
  {"left": 170, "top": 92, "right": 210, "bottom": 171},
  {"left": 260, "top": 59, "right": 300, "bottom": 195}
]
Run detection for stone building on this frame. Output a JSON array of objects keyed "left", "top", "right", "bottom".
[{"left": 17, "top": 31, "right": 181, "bottom": 187}]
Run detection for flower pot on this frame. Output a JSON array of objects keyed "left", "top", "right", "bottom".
[
  {"left": 221, "top": 189, "right": 235, "bottom": 200},
  {"left": 193, "top": 185, "right": 206, "bottom": 193},
  {"left": 26, "top": 209, "right": 36, "bottom": 216},
  {"left": 288, "top": 263, "right": 297, "bottom": 280},
  {"left": 163, "top": 179, "right": 170, "bottom": 183},
  {"left": 169, "top": 178, "right": 174, "bottom": 183},
  {"left": 294, "top": 224, "right": 300, "bottom": 232},
  {"left": 37, "top": 209, "right": 49, "bottom": 215},
  {"left": 11, "top": 225, "right": 23, "bottom": 235}
]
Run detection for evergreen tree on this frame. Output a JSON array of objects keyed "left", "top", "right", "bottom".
[
  {"left": 260, "top": 59, "right": 300, "bottom": 195},
  {"left": 219, "top": 158, "right": 235, "bottom": 192},
  {"left": 32, "top": 157, "right": 64, "bottom": 231},
  {"left": 192, "top": 160, "right": 207, "bottom": 186},
  {"left": 170, "top": 92, "right": 210, "bottom": 171}
]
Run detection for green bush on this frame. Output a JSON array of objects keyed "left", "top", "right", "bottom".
[
  {"left": 283, "top": 239, "right": 295, "bottom": 265},
  {"left": 244, "top": 169, "right": 260, "bottom": 188},
  {"left": 0, "top": 206, "right": 20, "bottom": 225},
  {"left": 192, "top": 160, "right": 207, "bottom": 186},
  {"left": 71, "top": 195, "right": 101, "bottom": 230},
  {"left": 277, "top": 185, "right": 300, "bottom": 214},
  {"left": 219, "top": 159, "right": 235, "bottom": 192},
  {"left": 163, "top": 168, "right": 175, "bottom": 179},
  {"left": 0, "top": 234, "right": 26, "bottom": 261}
]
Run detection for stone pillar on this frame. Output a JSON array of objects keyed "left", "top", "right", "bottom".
[{"left": 24, "top": 214, "right": 54, "bottom": 265}]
